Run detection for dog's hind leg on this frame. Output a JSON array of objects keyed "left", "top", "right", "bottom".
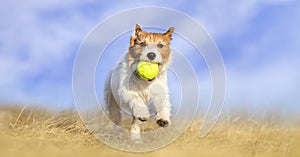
[
  {"left": 130, "top": 117, "right": 143, "bottom": 143},
  {"left": 105, "top": 74, "right": 121, "bottom": 125},
  {"left": 107, "top": 91, "right": 121, "bottom": 125}
]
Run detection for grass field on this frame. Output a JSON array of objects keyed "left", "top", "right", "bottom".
[{"left": 0, "top": 106, "right": 299, "bottom": 157}]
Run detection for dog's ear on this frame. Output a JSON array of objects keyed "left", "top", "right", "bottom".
[
  {"left": 164, "top": 27, "right": 175, "bottom": 39},
  {"left": 129, "top": 35, "right": 136, "bottom": 48},
  {"left": 135, "top": 24, "right": 143, "bottom": 36},
  {"left": 129, "top": 24, "right": 142, "bottom": 47}
]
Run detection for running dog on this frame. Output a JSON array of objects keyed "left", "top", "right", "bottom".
[{"left": 105, "top": 24, "right": 174, "bottom": 141}]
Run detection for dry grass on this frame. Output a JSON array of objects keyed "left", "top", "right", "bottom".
[{"left": 0, "top": 106, "right": 299, "bottom": 157}]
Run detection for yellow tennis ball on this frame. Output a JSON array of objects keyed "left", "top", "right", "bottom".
[{"left": 137, "top": 61, "right": 159, "bottom": 80}]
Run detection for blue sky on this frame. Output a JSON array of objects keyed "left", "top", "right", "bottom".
[{"left": 0, "top": 0, "right": 299, "bottom": 115}]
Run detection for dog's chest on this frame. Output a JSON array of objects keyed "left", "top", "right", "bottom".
[{"left": 128, "top": 76, "right": 152, "bottom": 103}]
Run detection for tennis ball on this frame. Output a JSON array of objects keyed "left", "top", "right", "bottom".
[{"left": 137, "top": 61, "right": 159, "bottom": 80}]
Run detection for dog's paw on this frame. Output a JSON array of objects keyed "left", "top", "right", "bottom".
[
  {"left": 157, "top": 119, "right": 169, "bottom": 127},
  {"left": 130, "top": 132, "right": 142, "bottom": 143}
]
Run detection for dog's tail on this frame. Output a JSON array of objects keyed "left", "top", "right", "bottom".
[{"left": 104, "top": 71, "right": 121, "bottom": 125}]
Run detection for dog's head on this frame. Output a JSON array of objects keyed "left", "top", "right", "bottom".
[{"left": 127, "top": 24, "right": 174, "bottom": 79}]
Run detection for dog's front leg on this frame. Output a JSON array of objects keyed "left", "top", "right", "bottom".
[
  {"left": 151, "top": 88, "right": 171, "bottom": 127},
  {"left": 128, "top": 93, "right": 150, "bottom": 122},
  {"left": 117, "top": 87, "right": 150, "bottom": 121},
  {"left": 155, "top": 99, "right": 171, "bottom": 127}
]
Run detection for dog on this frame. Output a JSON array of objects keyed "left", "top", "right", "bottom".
[{"left": 104, "top": 24, "right": 174, "bottom": 141}]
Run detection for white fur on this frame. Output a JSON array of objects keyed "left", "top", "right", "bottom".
[{"left": 105, "top": 55, "right": 172, "bottom": 142}]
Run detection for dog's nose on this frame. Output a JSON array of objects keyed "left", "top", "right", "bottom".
[{"left": 147, "top": 52, "right": 156, "bottom": 61}]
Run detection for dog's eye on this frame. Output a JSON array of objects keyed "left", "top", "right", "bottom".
[
  {"left": 140, "top": 42, "right": 146, "bottom": 47},
  {"left": 157, "top": 43, "right": 164, "bottom": 48}
]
